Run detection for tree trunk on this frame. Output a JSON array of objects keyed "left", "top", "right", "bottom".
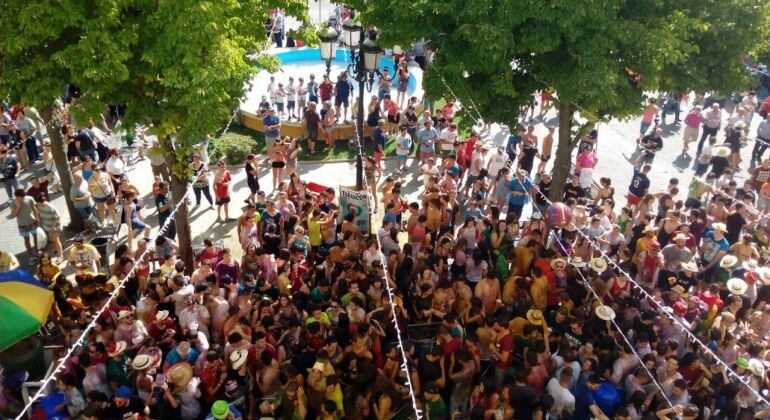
[
  {"left": 40, "top": 107, "right": 83, "bottom": 231},
  {"left": 549, "top": 102, "right": 575, "bottom": 201},
  {"left": 159, "top": 135, "right": 194, "bottom": 273}
]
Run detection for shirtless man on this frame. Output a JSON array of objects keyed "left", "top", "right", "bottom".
[
  {"left": 537, "top": 126, "right": 555, "bottom": 174},
  {"left": 523, "top": 125, "right": 538, "bottom": 148}
]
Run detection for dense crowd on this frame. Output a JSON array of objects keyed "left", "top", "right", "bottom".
[{"left": 5, "top": 18, "right": 770, "bottom": 420}]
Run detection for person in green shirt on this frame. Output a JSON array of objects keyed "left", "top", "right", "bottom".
[
  {"left": 423, "top": 383, "right": 448, "bottom": 420},
  {"left": 340, "top": 282, "right": 366, "bottom": 308},
  {"left": 494, "top": 252, "right": 512, "bottom": 280},
  {"left": 310, "top": 279, "right": 333, "bottom": 304}
]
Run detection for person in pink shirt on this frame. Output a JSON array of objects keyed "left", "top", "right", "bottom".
[
  {"left": 681, "top": 105, "right": 702, "bottom": 154},
  {"left": 638, "top": 98, "right": 660, "bottom": 140},
  {"left": 575, "top": 145, "right": 599, "bottom": 189}
]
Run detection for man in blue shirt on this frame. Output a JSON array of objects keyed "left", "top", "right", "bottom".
[
  {"left": 627, "top": 163, "right": 651, "bottom": 208},
  {"left": 262, "top": 108, "right": 281, "bottom": 149},
  {"left": 573, "top": 374, "right": 605, "bottom": 420},
  {"left": 699, "top": 222, "right": 730, "bottom": 283},
  {"left": 334, "top": 73, "right": 353, "bottom": 122},
  {"left": 418, "top": 120, "right": 438, "bottom": 163},
  {"left": 507, "top": 169, "right": 533, "bottom": 221},
  {"left": 506, "top": 128, "right": 524, "bottom": 162}
]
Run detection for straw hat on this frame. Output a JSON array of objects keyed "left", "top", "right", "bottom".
[
  {"left": 118, "top": 310, "right": 133, "bottom": 320},
  {"left": 108, "top": 341, "right": 127, "bottom": 358},
  {"left": 727, "top": 278, "right": 748, "bottom": 296},
  {"left": 672, "top": 232, "right": 688, "bottom": 242},
  {"left": 230, "top": 349, "right": 248, "bottom": 370},
  {"left": 589, "top": 258, "right": 607, "bottom": 274},
  {"left": 742, "top": 259, "right": 760, "bottom": 273},
  {"left": 713, "top": 146, "right": 731, "bottom": 157},
  {"left": 760, "top": 268, "right": 770, "bottom": 285},
  {"left": 571, "top": 256, "right": 587, "bottom": 268},
  {"left": 719, "top": 255, "right": 739, "bottom": 269},
  {"left": 131, "top": 354, "right": 154, "bottom": 371},
  {"left": 154, "top": 310, "right": 169, "bottom": 322},
  {"left": 550, "top": 258, "right": 567, "bottom": 270},
  {"left": 643, "top": 225, "right": 657, "bottom": 233},
  {"left": 712, "top": 223, "right": 728, "bottom": 233},
  {"left": 167, "top": 362, "right": 194, "bottom": 389},
  {"left": 526, "top": 309, "right": 545, "bottom": 326},
  {"left": 671, "top": 284, "right": 687, "bottom": 296},
  {"left": 595, "top": 305, "right": 616, "bottom": 321},
  {"left": 680, "top": 261, "right": 699, "bottom": 273},
  {"left": 749, "top": 358, "right": 765, "bottom": 377},
  {"left": 735, "top": 120, "right": 747, "bottom": 129}
]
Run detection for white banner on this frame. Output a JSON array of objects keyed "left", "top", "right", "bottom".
[{"left": 339, "top": 186, "right": 370, "bottom": 234}]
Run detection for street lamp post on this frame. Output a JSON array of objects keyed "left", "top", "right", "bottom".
[
  {"left": 318, "top": 26, "right": 338, "bottom": 78},
  {"left": 319, "top": 18, "right": 382, "bottom": 190}
]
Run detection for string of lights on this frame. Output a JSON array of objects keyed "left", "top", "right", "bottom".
[
  {"left": 529, "top": 182, "right": 770, "bottom": 409},
  {"left": 17, "top": 111, "right": 239, "bottom": 418},
  {"left": 439, "top": 69, "right": 681, "bottom": 415},
  {"left": 350, "top": 115, "right": 423, "bottom": 418},
  {"left": 544, "top": 213, "right": 680, "bottom": 416}
]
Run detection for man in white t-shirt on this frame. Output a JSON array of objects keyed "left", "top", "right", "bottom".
[
  {"left": 487, "top": 145, "right": 508, "bottom": 178},
  {"left": 419, "top": 157, "right": 440, "bottom": 187},
  {"left": 286, "top": 77, "right": 298, "bottom": 120},
  {"left": 546, "top": 367, "right": 576, "bottom": 414},
  {"left": 439, "top": 123, "right": 458, "bottom": 158}
]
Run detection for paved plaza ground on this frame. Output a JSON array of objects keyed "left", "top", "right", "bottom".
[{"left": 0, "top": 102, "right": 760, "bottom": 271}]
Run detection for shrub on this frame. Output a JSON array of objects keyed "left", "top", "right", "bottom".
[{"left": 209, "top": 129, "right": 260, "bottom": 165}]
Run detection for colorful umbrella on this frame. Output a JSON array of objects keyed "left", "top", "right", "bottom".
[{"left": 0, "top": 270, "right": 54, "bottom": 352}]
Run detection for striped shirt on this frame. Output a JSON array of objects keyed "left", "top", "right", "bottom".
[
  {"left": 37, "top": 205, "right": 60, "bottom": 230},
  {"left": 149, "top": 147, "right": 166, "bottom": 167}
]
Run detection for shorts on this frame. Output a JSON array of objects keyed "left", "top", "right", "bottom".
[
  {"left": 18, "top": 222, "right": 39, "bottom": 238},
  {"left": 684, "top": 197, "right": 702, "bottom": 209},
  {"left": 265, "top": 135, "right": 279, "bottom": 149},
  {"left": 128, "top": 219, "right": 147, "bottom": 231},
  {"left": 324, "top": 125, "right": 335, "bottom": 134},
  {"left": 276, "top": 102, "right": 284, "bottom": 112},
  {"left": 758, "top": 197, "right": 770, "bottom": 209},
  {"left": 465, "top": 174, "right": 479, "bottom": 188},
  {"left": 683, "top": 125, "right": 699, "bottom": 144},
  {"left": 419, "top": 151, "right": 435, "bottom": 162},
  {"left": 307, "top": 127, "right": 318, "bottom": 141},
  {"left": 75, "top": 206, "right": 94, "bottom": 219},
  {"left": 335, "top": 96, "right": 349, "bottom": 107},
  {"left": 541, "top": 154, "right": 551, "bottom": 161},
  {"left": 387, "top": 114, "right": 399, "bottom": 123},
  {"left": 247, "top": 178, "right": 260, "bottom": 194},
  {"left": 216, "top": 197, "right": 231, "bottom": 205},
  {"left": 298, "top": 98, "right": 307, "bottom": 110},
  {"left": 42, "top": 224, "right": 60, "bottom": 235},
  {"left": 397, "top": 153, "right": 409, "bottom": 160},
  {"left": 93, "top": 194, "right": 114, "bottom": 205},
  {"left": 375, "top": 151, "right": 383, "bottom": 163},
  {"left": 287, "top": 100, "right": 296, "bottom": 110},
  {"left": 640, "top": 120, "right": 652, "bottom": 135},
  {"left": 272, "top": 161, "right": 286, "bottom": 169},
  {"left": 627, "top": 193, "right": 643, "bottom": 206}
]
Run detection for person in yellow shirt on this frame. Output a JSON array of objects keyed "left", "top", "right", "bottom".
[
  {"left": 0, "top": 250, "right": 19, "bottom": 271},
  {"left": 633, "top": 225, "right": 657, "bottom": 265}
]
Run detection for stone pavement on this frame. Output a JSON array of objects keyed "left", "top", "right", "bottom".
[{"left": 0, "top": 101, "right": 761, "bottom": 269}]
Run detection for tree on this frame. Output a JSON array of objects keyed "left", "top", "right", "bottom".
[
  {"left": 348, "top": 0, "right": 770, "bottom": 199},
  {"left": 0, "top": 1, "right": 314, "bottom": 267}
]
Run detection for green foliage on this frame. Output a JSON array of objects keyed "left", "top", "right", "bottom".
[
  {"left": 349, "top": 0, "right": 770, "bottom": 126},
  {"left": 0, "top": 0, "right": 314, "bottom": 177},
  {"left": 209, "top": 127, "right": 262, "bottom": 165}
]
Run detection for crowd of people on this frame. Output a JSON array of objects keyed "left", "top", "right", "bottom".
[{"left": 5, "top": 25, "right": 770, "bottom": 420}]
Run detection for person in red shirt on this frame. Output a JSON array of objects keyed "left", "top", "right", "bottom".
[
  {"left": 699, "top": 283, "right": 724, "bottom": 312},
  {"left": 489, "top": 314, "right": 513, "bottom": 392},
  {"left": 463, "top": 132, "right": 478, "bottom": 170},
  {"left": 319, "top": 74, "right": 334, "bottom": 103},
  {"left": 146, "top": 310, "right": 177, "bottom": 345},
  {"left": 438, "top": 325, "right": 463, "bottom": 359}
]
